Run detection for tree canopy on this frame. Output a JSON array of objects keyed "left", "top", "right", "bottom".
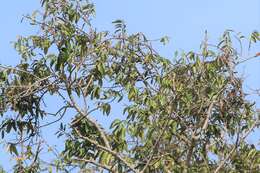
[{"left": 0, "top": 0, "right": 260, "bottom": 172}]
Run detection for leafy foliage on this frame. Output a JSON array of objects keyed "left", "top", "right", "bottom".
[{"left": 0, "top": 0, "right": 259, "bottom": 172}]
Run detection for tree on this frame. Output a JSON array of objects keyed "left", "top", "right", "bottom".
[{"left": 0, "top": 0, "right": 259, "bottom": 172}]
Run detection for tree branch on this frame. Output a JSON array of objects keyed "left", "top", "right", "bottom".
[
  {"left": 74, "top": 128, "right": 138, "bottom": 173},
  {"left": 214, "top": 120, "right": 260, "bottom": 173},
  {"left": 73, "top": 158, "right": 115, "bottom": 173}
]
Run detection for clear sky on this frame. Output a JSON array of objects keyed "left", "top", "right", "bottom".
[{"left": 0, "top": 0, "right": 259, "bottom": 171}]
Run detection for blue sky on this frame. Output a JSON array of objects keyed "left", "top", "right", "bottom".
[{"left": 0, "top": 0, "right": 259, "bottom": 171}]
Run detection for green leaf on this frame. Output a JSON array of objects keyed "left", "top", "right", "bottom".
[
  {"left": 110, "top": 119, "right": 121, "bottom": 129},
  {"left": 9, "top": 143, "right": 18, "bottom": 156},
  {"left": 101, "top": 103, "right": 111, "bottom": 116},
  {"left": 6, "top": 122, "right": 12, "bottom": 133},
  {"left": 160, "top": 36, "right": 169, "bottom": 45}
]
